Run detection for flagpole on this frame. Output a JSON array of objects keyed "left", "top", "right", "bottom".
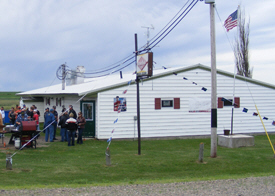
[{"left": 231, "top": 6, "right": 240, "bottom": 135}]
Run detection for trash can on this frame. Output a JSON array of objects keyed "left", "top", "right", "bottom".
[{"left": 224, "top": 129, "right": 230, "bottom": 135}]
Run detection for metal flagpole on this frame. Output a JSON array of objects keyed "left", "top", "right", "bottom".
[{"left": 231, "top": 5, "right": 240, "bottom": 135}]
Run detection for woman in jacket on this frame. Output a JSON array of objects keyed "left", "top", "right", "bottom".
[{"left": 77, "top": 112, "right": 86, "bottom": 144}]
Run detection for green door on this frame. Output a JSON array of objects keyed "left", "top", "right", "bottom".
[{"left": 81, "top": 101, "right": 95, "bottom": 137}]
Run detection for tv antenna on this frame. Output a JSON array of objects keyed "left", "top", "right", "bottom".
[{"left": 141, "top": 24, "right": 154, "bottom": 47}]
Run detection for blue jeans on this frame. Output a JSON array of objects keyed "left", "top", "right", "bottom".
[
  {"left": 60, "top": 128, "right": 67, "bottom": 142},
  {"left": 45, "top": 125, "right": 54, "bottom": 142},
  {"left": 67, "top": 130, "right": 76, "bottom": 146},
  {"left": 77, "top": 128, "right": 84, "bottom": 144}
]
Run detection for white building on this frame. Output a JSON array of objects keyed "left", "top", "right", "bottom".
[{"left": 17, "top": 64, "right": 275, "bottom": 139}]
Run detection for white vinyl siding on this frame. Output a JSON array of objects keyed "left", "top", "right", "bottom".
[{"left": 96, "top": 68, "right": 275, "bottom": 139}]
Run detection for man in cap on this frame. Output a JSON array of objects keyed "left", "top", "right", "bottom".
[
  {"left": 68, "top": 105, "right": 77, "bottom": 119},
  {"left": 44, "top": 108, "right": 55, "bottom": 142},
  {"left": 15, "top": 108, "right": 29, "bottom": 130}
]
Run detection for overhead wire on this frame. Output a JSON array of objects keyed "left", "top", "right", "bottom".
[{"left": 56, "top": 0, "right": 200, "bottom": 80}]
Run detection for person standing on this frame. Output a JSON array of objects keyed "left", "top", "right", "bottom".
[
  {"left": 8, "top": 107, "right": 16, "bottom": 125},
  {"left": 58, "top": 108, "right": 69, "bottom": 142},
  {"left": 0, "top": 107, "right": 5, "bottom": 122},
  {"left": 44, "top": 108, "right": 55, "bottom": 142},
  {"left": 65, "top": 113, "right": 78, "bottom": 146},
  {"left": 52, "top": 106, "right": 58, "bottom": 140},
  {"left": 77, "top": 112, "right": 86, "bottom": 144},
  {"left": 68, "top": 105, "right": 77, "bottom": 119},
  {"left": 33, "top": 110, "right": 39, "bottom": 130},
  {"left": 15, "top": 109, "right": 29, "bottom": 130}
]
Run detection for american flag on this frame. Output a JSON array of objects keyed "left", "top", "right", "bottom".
[{"left": 224, "top": 10, "right": 238, "bottom": 32}]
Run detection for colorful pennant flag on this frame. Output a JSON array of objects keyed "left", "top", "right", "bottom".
[
  {"left": 107, "top": 137, "right": 112, "bottom": 143},
  {"left": 183, "top": 77, "right": 188, "bottom": 80},
  {"left": 263, "top": 117, "right": 268, "bottom": 120},
  {"left": 201, "top": 87, "right": 207, "bottom": 91},
  {"left": 253, "top": 112, "right": 258, "bottom": 116},
  {"left": 242, "top": 108, "right": 248, "bottom": 113},
  {"left": 114, "top": 118, "right": 118, "bottom": 124}
]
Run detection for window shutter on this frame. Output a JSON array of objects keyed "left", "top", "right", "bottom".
[
  {"left": 155, "top": 98, "right": 161, "bottom": 110},
  {"left": 174, "top": 98, "right": 180, "bottom": 109},
  {"left": 234, "top": 97, "right": 240, "bottom": 108},
  {"left": 218, "top": 97, "right": 223, "bottom": 108}
]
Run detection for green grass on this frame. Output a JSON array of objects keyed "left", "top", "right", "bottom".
[
  {"left": 0, "top": 92, "right": 21, "bottom": 109},
  {"left": 0, "top": 134, "right": 275, "bottom": 189}
]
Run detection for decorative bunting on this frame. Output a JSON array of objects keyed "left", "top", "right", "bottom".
[
  {"left": 114, "top": 118, "right": 118, "bottom": 124},
  {"left": 173, "top": 72, "right": 177, "bottom": 76},
  {"left": 180, "top": 74, "right": 275, "bottom": 127},
  {"left": 162, "top": 66, "right": 167, "bottom": 69},
  {"left": 107, "top": 137, "right": 112, "bottom": 143},
  {"left": 123, "top": 90, "right": 127, "bottom": 94}
]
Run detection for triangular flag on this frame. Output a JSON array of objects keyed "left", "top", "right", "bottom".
[
  {"left": 201, "top": 87, "right": 207, "bottom": 91},
  {"left": 263, "top": 117, "right": 268, "bottom": 120},
  {"left": 253, "top": 112, "right": 258, "bottom": 116},
  {"left": 242, "top": 108, "right": 248, "bottom": 113}
]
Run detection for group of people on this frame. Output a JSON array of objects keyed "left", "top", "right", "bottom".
[
  {"left": 45, "top": 105, "right": 86, "bottom": 146},
  {"left": 0, "top": 104, "right": 86, "bottom": 147},
  {"left": 0, "top": 105, "right": 40, "bottom": 138}
]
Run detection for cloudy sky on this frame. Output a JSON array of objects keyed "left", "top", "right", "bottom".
[{"left": 0, "top": 0, "right": 274, "bottom": 92}]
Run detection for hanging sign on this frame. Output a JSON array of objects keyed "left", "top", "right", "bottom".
[{"left": 137, "top": 52, "right": 153, "bottom": 77}]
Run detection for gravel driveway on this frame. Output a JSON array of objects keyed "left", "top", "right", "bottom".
[{"left": 1, "top": 176, "right": 275, "bottom": 196}]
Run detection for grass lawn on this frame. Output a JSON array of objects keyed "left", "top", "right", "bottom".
[
  {"left": 0, "top": 134, "right": 274, "bottom": 189},
  {"left": 0, "top": 92, "right": 20, "bottom": 109}
]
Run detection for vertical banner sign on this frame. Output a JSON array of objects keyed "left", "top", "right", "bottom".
[{"left": 137, "top": 52, "right": 153, "bottom": 77}]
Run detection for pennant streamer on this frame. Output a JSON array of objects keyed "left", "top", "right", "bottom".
[
  {"left": 181, "top": 76, "right": 275, "bottom": 127},
  {"left": 106, "top": 79, "right": 133, "bottom": 150}
]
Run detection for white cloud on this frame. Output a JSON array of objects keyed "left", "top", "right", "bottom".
[{"left": 0, "top": 0, "right": 274, "bottom": 91}]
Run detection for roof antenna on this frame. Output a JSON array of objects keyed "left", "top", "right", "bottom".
[{"left": 141, "top": 24, "right": 154, "bottom": 48}]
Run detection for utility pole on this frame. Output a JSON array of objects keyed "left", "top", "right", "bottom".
[
  {"left": 135, "top": 34, "right": 141, "bottom": 155},
  {"left": 205, "top": 0, "right": 217, "bottom": 158},
  {"left": 62, "top": 64, "right": 66, "bottom": 90}
]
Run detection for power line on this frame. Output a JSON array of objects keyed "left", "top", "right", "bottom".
[{"left": 56, "top": 0, "right": 200, "bottom": 80}]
